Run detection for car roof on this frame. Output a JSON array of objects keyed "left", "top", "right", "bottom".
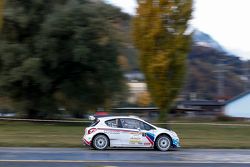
[
  {"left": 94, "top": 115, "right": 157, "bottom": 129},
  {"left": 97, "top": 115, "right": 141, "bottom": 121}
]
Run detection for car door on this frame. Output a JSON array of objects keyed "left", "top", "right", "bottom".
[
  {"left": 104, "top": 119, "right": 124, "bottom": 147},
  {"left": 118, "top": 118, "right": 141, "bottom": 147},
  {"left": 139, "top": 121, "right": 156, "bottom": 147},
  {"left": 118, "top": 118, "right": 156, "bottom": 147}
]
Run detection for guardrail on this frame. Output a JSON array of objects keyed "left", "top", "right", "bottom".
[
  {"left": 0, "top": 118, "right": 89, "bottom": 123},
  {"left": 1, "top": 117, "right": 250, "bottom": 127},
  {"left": 154, "top": 122, "right": 250, "bottom": 127}
]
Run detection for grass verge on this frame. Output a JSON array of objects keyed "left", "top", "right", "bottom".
[{"left": 0, "top": 121, "right": 250, "bottom": 148}]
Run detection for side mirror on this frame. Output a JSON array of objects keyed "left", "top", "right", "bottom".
[{"left": 137, "top": 128, "right": 141, "bottom": 131}]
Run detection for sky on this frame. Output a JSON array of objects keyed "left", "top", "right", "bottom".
[{"left": 105, "top": 0, "right": 250, "bottom": 60}]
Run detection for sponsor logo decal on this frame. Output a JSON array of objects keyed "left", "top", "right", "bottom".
[
  {"left": 104, "top": 130, "right": 120, "bottom": 134},
  {"left": 129, "top": 137, "right": 141, "bottom": 144}
]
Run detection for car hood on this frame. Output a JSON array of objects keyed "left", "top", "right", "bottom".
[
  {"left": 155, "top": 127, "right": 178, "bottom": 137},
  {"left": 156, "top": 127, "right": 171, "bottom": 132}
]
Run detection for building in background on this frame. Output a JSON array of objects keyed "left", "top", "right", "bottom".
[
  {"left": 174, "top": 100, "right": 224, "bottom": 117},
  {"left": 123, "top": 71, "right": 250, "bottom": 119},
  {"left": 174, "top": 91, "right": 250, "bottom": 119},
  {"left": 127, "top": 82, "right": 147, "bottom": 104},
  {"left": 223, "top": 91, "right": 250, "bottom": 118}
]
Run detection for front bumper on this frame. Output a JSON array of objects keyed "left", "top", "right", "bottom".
[{"left": 172, "top": 138, "right": 180, "bottom": 148}]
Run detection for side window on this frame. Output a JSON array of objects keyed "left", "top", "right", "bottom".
[
  {"left": 105, "top": 119, "right": 118, "bottom": 128},
  {"left": 120, "top": 118, "right": 141, "bottom": 130}
]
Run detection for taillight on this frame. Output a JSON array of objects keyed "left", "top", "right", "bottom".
[{"left": 88, "top": 128, "right": 97, "bottom": 134}]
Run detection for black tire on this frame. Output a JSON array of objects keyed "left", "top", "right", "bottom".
[
  {"left": 155, "top": 135, "right": 171, "bottom": 151},
  {"left": 92, "top": 134, "right": 109, "bottom": 150}
]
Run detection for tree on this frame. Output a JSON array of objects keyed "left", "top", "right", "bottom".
[
  {"left": 117, "top": 55, "right": 129, "bottom": 71},
  {"left": 0, "top": 0, "right": 3, "bottom": 30},
  {"left": 133, "top": 0, "right": 193, "bottom": 122},
  {"left": 0, "top": 0, "right": 125, "bottom": 118},
  {"left": 137, "top": 91, "right": 152, "bottom": 107}
]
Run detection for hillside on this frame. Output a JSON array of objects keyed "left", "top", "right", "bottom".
[
  {"left": 119, "top": 21, "right": 248, "bottom": 99},
  {"left": 101, "top": 5, "right": 249, "bottom": 100},
  {"left": 184, "top": 45, "right": 245, "bottom": 100}
]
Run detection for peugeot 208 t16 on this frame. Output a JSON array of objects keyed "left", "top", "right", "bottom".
[{"left": 82, "top": 116, "right": 180, "bottom": 151}]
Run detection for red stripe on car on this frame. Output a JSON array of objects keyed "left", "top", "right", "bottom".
[
  {"left": 97, "top": 128, "right": 138, "bottom": 133},
  {"left": 146, "top": 136, "right": 154, "bottom": 146},
  {"left": 83, "top": 138, "right": 91, "bottom": 146}
]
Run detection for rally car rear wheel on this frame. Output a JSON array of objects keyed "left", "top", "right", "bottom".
[
  {"left": 155, "top": 135, "right": 171, "bottom": 151},
  {"left": 93, "top": 134, "right": 109, "bottom": 150}
]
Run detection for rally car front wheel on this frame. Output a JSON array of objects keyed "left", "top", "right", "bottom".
[
  {"left": 92, "top": 134, "right": 109, "bottom": 150},
  {"left": 155, "top": 135, "right": 171, "bottom": 151}
]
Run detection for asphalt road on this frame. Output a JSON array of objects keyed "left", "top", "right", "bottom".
[{"left": 0, "top": 147, "right": 250, "bottom": 167}]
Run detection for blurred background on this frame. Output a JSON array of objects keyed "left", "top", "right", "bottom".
[{"left": 0, "top": 0, "right": 250, "bottom": 149}]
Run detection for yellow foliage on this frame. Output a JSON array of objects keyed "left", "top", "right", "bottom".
[
  {"left": 133, "top": 0, "right": 193, "bottom": 122},
  {"left": 117, "top": 55, "right": 129, "bottom": 71},
  {"left": 137, "top": 91, "right": 152, "bottom": 107}
]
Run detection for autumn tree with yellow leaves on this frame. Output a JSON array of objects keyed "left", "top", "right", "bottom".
[
  {"left": 137, "top": 91, "right": 152, "bottom": 107},
  {"left": 133, "top": 0, "right": 193, "bottom": 122}
]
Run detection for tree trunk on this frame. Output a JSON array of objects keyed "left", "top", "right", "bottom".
[
  {"left": 27, "top": 108, "right": 39, "bottom": 119},
  {"left": 158, "top": 107, "right": 170, "bottom": 129}
]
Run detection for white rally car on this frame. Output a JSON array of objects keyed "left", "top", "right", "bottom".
[{"left": 82, "top": 116, "right": 180, "bottom": 151}]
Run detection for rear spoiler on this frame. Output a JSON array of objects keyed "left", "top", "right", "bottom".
[{"left": 88, "top": 115, "right": 96, "bottom": 121}]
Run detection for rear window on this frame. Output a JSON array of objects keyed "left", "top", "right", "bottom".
[
  {"left": 90, "top": 119, "right": 100, "bottom": 127},
  {"left": 105, "top": 119, "right": 118, "bottom": 128}
]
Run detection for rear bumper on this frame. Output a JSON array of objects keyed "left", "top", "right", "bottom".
[{"left": 82, "top": 136, "right": 92, "bottom": 146}]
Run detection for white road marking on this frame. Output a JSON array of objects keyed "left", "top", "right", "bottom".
[
  {"left": 0, "top": 150, "right": 172, "bottom": 154},
  {"left": 0, "top": 160, "right": 250, "bottom": 164}
]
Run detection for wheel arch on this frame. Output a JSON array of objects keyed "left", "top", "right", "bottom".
[
  {"left": 155, "top": 133, "right": 173, "bottom": 146},
  {"left": 92, "top": 133, "right": 110, "bottom": 147}
]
